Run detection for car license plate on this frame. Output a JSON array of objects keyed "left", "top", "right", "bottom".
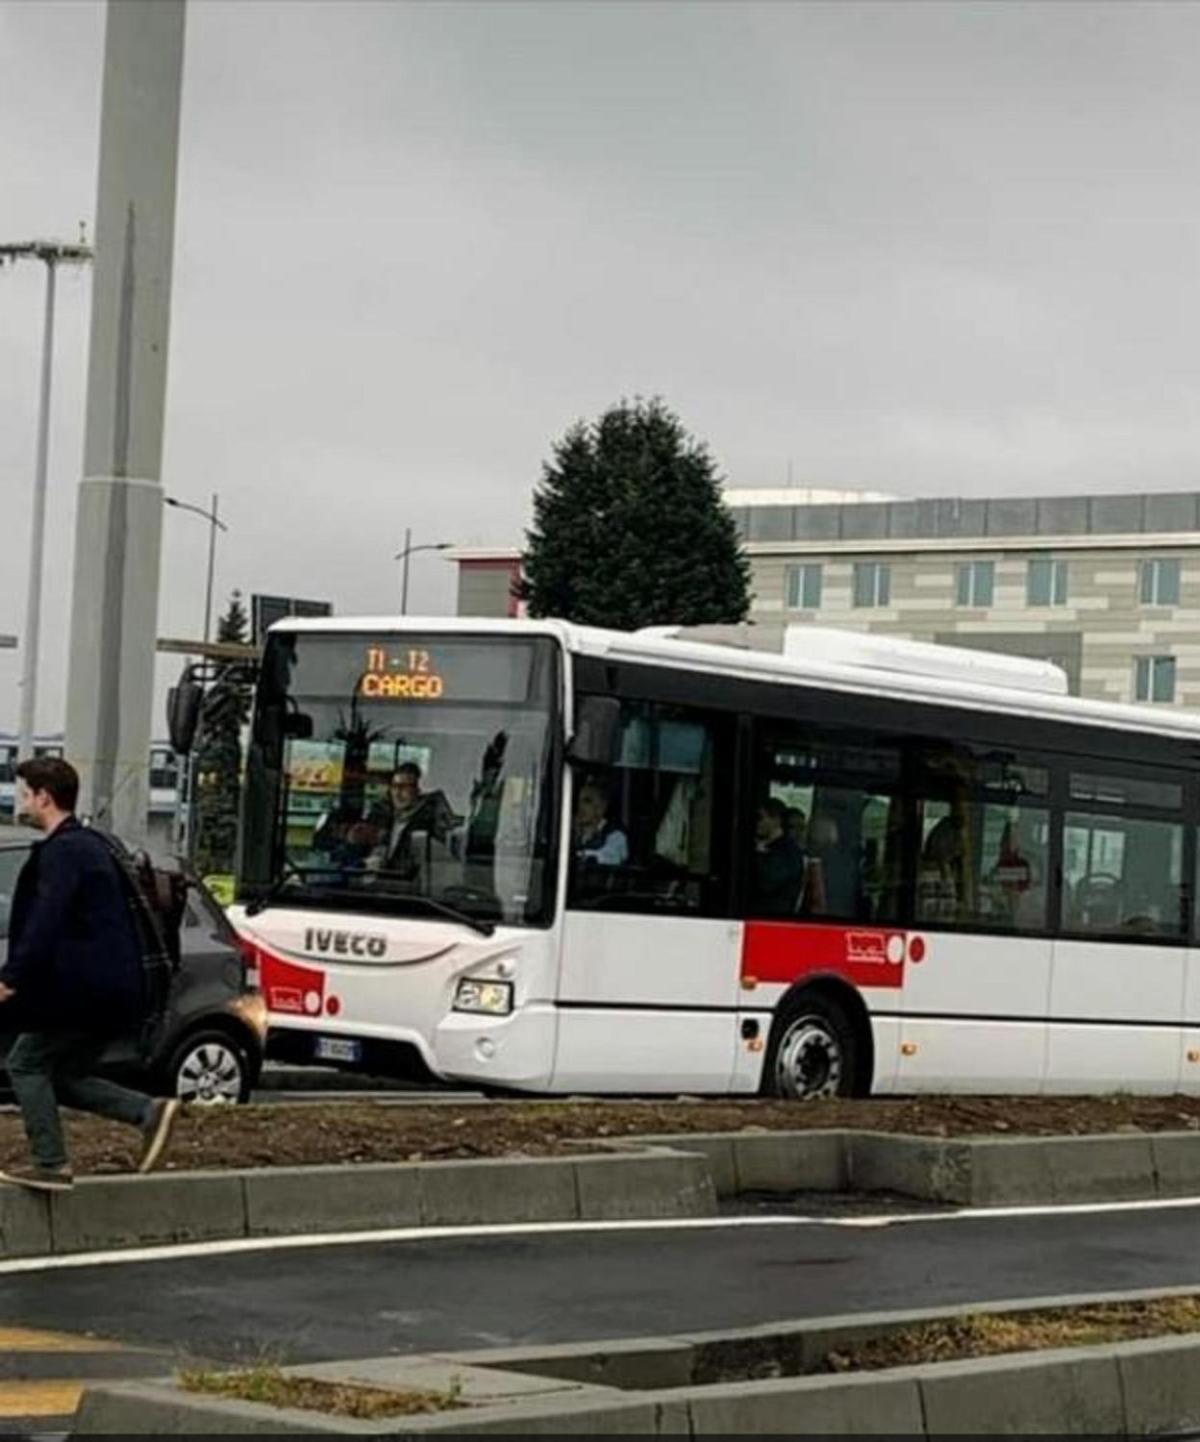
[{"left": 314, "top": 1036, "right": 361, "bottom": 1064}]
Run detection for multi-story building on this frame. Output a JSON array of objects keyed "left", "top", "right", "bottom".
[
  {"left": 453, "top": 487, "right": 1200, "bottom": 708},
  {"left": 730, "top": 487, "right": 1200, "bottom": 706}
]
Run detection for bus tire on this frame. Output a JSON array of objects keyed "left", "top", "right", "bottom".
[{"left": 762, "top": 989, "right": 862, "bottom": 1100}]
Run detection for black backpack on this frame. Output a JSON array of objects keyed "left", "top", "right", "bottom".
[{"left": 90, "top": 828, "right": 185, "bottom": 1051}]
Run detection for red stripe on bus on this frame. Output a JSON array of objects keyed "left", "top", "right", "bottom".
[
  {"left": 256, "top": 947, "right": 327, "bottom": 1017},
  {"left": 742, "top": 921, "right": 908, "bottom": 990}
]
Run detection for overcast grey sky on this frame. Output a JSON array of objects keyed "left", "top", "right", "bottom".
[{"left": 4, "top": 0, "right": 1200, "bottom": 730}]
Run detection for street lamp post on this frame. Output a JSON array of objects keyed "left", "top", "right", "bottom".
[
  {"left": 394, "top": 528, "right": 452, "bottom": 615},
  {"left": 164, "top": 493, "right": 226, "bottom": 643},
  {"left": 0, "top": 237, "right": 94, "bottom": 764}
]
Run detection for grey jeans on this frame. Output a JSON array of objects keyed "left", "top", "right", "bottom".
[{"left": 4, "top": 1030, "right": 153, "bottom": 1170}]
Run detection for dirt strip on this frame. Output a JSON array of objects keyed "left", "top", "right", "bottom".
[
  {"left": 820, "top": 1296, "right": 1200, "bottom": 1374},
  {"left": 3, "top": 1093, "right": 1200, "bottom": 1175}
]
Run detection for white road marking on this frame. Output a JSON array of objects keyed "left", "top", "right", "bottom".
[
  {"left": 0, "top": 1194, "right": 1197, "bottom": 1277},
  {"left": 0, "top": 1216, "right": 805, "bottom": 1276},
  {"left": 829, "top": 1194, "right": 1200, "bottom": 1227}
]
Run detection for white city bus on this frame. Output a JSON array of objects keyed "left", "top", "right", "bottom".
[{"left": 231, "top": 616, "right": 1200, "bottom": 1097}]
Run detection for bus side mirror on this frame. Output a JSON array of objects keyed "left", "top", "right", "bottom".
[
  {"left": 166, "top": 678, "right": 204, "bottom": 757},
  {"left": 283, "top": 712, "right": 313, "bottom": 741},
  {"left": 568, "top": 696, "right": 621, "bottom": 766}
]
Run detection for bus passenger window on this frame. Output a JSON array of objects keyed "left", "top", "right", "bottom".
[
  {"left": 916, "top": 799, "right": 1050, "bottom": 931},
  {"left": 913, "top": 743, "right": 1051, "bottom": 932},
  {"left": 1063, "top": 813, "right": 1184, "bottom": 937},
  {"left": 568, "top": 700, "right": 730, "bottom": 918},
  {"left": 751, "top": 728, "right": 904, "bottom": 925}
]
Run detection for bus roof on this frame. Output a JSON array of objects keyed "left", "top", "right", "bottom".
[{"left": 267, "top": 614, "right": 1200, "bottom": 745}]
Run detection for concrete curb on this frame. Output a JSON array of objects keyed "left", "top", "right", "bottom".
[
  {"left": 73, "top": 1321, "right": 1200, "bottom": 1435},
  {"left": 6, "top": 1124, "right": 1200, "bottom": 1261},
  {"left": 638, "top": 1126, "right": 1200, "bottom": 1205},
  {"left": 0, "top": 1148, "right": 716, "bottom": 1260}
]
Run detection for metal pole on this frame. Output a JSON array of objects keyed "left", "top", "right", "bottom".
[
  {"left": 17, "top": 259, "right": 57, "bottom": 763},
  {"left": 176, "top": 752, "right": 190, "bottom": 853},
  {"left": 65, "top": 0, "right": 186, "bottom": 842},
  {"left": 401, "top": 525, "right": 412, "bottom": 616},
  {"left": 203, "top": 490, "right": 218, "bottom": 643}
]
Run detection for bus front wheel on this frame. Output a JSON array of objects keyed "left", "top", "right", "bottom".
[{"left": 762, "top": 991, "right": 861, "bottom": 1100}]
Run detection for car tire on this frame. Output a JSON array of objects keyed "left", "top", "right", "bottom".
[
  {"left": 163, "top": 1029, "right": 252, "bottom": 1104},
  {"left": 761, "top": 990, "right": 862, "bottom": 1100}
]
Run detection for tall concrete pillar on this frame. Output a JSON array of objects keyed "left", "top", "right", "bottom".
[{"left": 66, "top": 0, "right": 186, "bottom": 842}]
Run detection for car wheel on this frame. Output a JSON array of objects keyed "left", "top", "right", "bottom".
[
  {"left": 166, "top": 1030, "right": 251, "bottom": 1104},
  {"left": 762, "top": 991, "right": 861, "bottom": 1100}
]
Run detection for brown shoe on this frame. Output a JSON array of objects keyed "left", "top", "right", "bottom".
[
  {"left": 0, "top": 1164, "right": 74, "bottom": 1192},
  {"left": 137, "top": 1098, "right": 180, "bottom": 1174}
]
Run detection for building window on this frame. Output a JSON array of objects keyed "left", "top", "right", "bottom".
[
  {"left": 852, "top": 561, "right": 891, "bottom": 609},
  {"left": 955, "top": 560, "right": 995, "bottom": 608},
  {"left": 1027, "top": 558, "right": 1068, "bottom": 607},
  {"left": 1134, "top": 656, "right": 1176, "bottom": 704},
  {"left": 1140, "top": 558, "right": 1181, "bottom": 606},
  {"left": 785, "top": 564, "right": 823, "bottom": 610}
]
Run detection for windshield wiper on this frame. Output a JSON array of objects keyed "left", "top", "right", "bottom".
[
  {"left": 244, "top": 869, "right": 355, "bottom": 917},
  {"left": 379, "top": 892, "right": 496, "bottom": 937},
  {"left": 248, "top": 876, "right": 496, "bottom": 936}
]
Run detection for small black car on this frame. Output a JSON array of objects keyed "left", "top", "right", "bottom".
[{"left": 0, "top": 836, "right": 267, "bottom": 1103}]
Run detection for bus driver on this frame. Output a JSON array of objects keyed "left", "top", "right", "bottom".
[{"left": 574, "top": 781, "right": 629, "bottom": 868}]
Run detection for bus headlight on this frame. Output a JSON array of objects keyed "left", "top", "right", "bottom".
[{"left": 453, "top": 978, "right": 514, "bottom": 1016}]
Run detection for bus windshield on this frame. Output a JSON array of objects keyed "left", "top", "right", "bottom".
[{"left": 240, "top": 632, "right": 561, "bottom": 927}]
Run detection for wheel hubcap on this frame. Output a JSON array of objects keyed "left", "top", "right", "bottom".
[
  {"left": 177, "top": 1042, "right": 243, "bottom": 1103},
  {"left": 776, "top": 1016, "right": 843, "bottom": 1099}
]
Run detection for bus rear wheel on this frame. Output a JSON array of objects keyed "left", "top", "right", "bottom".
[{"left": 763, "top": 992, "right": 861, "bottom": 1100}]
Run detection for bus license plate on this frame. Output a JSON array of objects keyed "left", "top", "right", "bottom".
[{"left": 314, "top": 1037, "right": 361, "bottom": 1064}]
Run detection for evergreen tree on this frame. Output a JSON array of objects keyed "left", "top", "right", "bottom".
[
  {"left": 191, "top": 591, "right": 252, "bottom": 878},
  {"left": 521, "top": 398, "right": 752, "bottom": 630}
]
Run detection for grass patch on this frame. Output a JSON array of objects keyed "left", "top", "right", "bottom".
[
  {"left": 179, "top": 1364, "right": 465, "bottom": 1419},
  {"left": 823, "top": 1295, "right": 1200, "bottom": 1372}
]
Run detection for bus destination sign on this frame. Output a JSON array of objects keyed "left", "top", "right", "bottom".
[{"left": 360, "top": 646, "right": 446, "bottom": 700}]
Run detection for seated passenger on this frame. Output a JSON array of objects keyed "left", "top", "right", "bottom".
[
  {"left": 752, "top": 799, "right": 806, "bottom": 915},
  {"left": 786, "top": 807, "right": 808, "bottom": 847},
  {"left": 805, "top": 811, "right": 861, "bottom": 918},
  {"left": 574, "top": 781, "right": 629, "bottom": 868},
  {"left": 370, "top": 765, "right": 456, "bottom": 883},
  {"left": 986, "top": 819, "right": 1042, "bottom": 927},
  {"left": 312, "top": 762, "right": 388, "bottom": 868},
  {"left": 917, "top": 810, "right": 967, "bottom": 922}
]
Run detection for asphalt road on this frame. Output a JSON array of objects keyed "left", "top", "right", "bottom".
[{"left": 2, "top": 1201, "right": 1200, "bottom": 1367}]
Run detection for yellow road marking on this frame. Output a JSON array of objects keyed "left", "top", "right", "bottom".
[
  {"left": 0, "top": 1379, "right": 84, "bottom": 1416},
  {"left": 0, "top": 1326, "right": 118, "bottom": 1353}
]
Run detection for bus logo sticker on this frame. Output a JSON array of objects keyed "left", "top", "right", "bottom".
[
  {"left": 846, "top": 932, "right": 888, "bottom": 965},
  {"left": 257, "top": 950, "right": 328, "bottom": 1016},
  {"left": 305, "top": 928, "right": 388, "bottom": 960}
]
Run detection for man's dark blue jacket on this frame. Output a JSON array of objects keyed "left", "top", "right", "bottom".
[{"left": 1, "top": 818, "right": 145, "bottom": 1033}]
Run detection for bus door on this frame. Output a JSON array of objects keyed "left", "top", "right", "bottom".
[
  {"left": 898, "top": 752, "right": 1053, "bottom": 1093},
  {"left": 554, "top": 701, "right": 741, "bottom": 1093}
]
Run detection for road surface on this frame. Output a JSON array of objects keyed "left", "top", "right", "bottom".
[{"left": 2, "top": 1197, "right": 1199, "bottom": 1433}]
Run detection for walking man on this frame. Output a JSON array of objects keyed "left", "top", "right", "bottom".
[{"left": 0, "top": 758, "right": 178, "bottom": 1191}]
